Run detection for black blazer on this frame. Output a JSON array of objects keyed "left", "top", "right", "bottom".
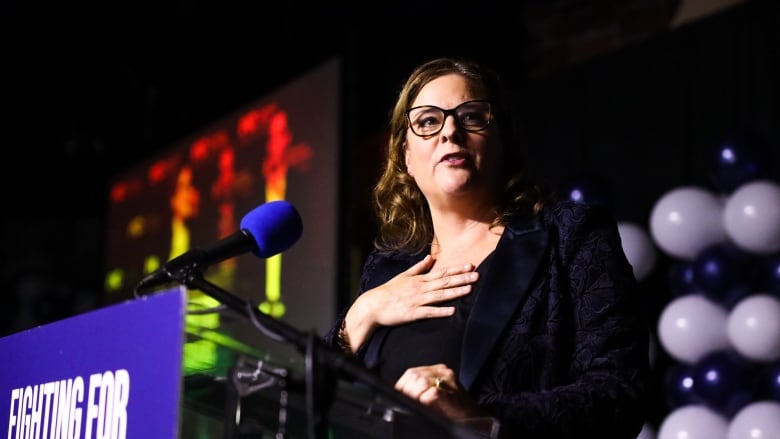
[{"left": 326, "top": 201, "right": 650, "bottom": 438}]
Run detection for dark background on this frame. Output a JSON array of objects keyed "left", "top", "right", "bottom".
[{"left": 2, "top": 0, "right": 779, "bottom": 430}]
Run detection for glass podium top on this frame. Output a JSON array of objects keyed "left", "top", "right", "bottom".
[{"left": 180, "top": 306, "right": 478, "bottom": 439}]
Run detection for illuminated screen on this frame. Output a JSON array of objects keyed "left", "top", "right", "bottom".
[{"left": 102, "top": 58, "right": 341, "bottom": 374}]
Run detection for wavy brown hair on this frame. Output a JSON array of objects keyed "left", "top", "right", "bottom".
[{"left": 373, "top": 57, "right": 545, "bottom": 253}]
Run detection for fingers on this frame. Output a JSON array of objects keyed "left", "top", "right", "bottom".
[
  {"left": 395, "top": 365, "right": 458, "bottom": 402},
  {"left": 403, "top": 256, "right": 479, "bottom": 301},
  {"left": 426, "top": 262, "right": 477, "bottom": 281},
  {"left": 420, "top": 271, "right": 478, "bottom": 309},
  {"left": 406, "top": 254, "right": 436, "bottom": 275},
  {"left": 429, "top": 271, "right": 479, "bottom": 291},
  {"left": 365, "top": 255, "right": 480, "bottom": 327},
  {"left": 408, "top": 259, "right": 479, "bottom": 317},
  {"left": 410, "top": 256, "right": 479, "bottom": 293},
  {"left": 407, "top": 256, "right": 476, "bottom": 281}
]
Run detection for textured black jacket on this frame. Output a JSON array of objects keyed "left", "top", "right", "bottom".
[{"left": 325, "top": 201, "right": 650, "bottom": 438}]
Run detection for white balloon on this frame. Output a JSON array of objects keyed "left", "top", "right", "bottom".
[
  {"left": 657, "top": 294, "right": 730, "bottom": 364},
  {"left": 658, "top": 405, "right": 728, "bottom": 439},
  {"left": 649, "top": 186, "right": 726, "bottom": 260},
  {"left": 728, "top": 400, "right": 780, "bottom": 439},
  {"left": 727, "top": 294, "right": 780, "bottom": 362},
  {"left": 636, "top": 423, "right": 657, "bottom": 439},
  {"left": 723, "top": 180, "right": 780, "bottom": 255},
  {"left": 618, "top": 221, "right": 658, "bottom": 281}
]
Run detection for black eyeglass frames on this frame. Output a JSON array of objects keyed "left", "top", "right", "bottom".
[{"left": 405, "top": 100, "right": 492, "bottom": 137}]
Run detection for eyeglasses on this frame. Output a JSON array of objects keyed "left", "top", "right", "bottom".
[{"left": 406, "top": 100, "right": 492, "bottom": 137}]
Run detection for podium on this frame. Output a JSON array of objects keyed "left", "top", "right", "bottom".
[
  {"left": 1, "top": 287, "right": 483, "bottom": 439},
  {"left": 0, "top": 287, "right": 187, "bottom": 439}
]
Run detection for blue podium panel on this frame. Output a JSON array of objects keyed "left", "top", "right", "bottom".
[{"left": 1, "top": 287, "right": 187, "bottom": 439}]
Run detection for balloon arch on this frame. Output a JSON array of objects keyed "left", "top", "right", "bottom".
[{"left": 560, "top": 138, "right": 780, "bottom": 439}]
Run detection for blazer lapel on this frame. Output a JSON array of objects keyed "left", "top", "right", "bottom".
[{"left": 459, "top": 221, "right": 549, "bottom": 391}]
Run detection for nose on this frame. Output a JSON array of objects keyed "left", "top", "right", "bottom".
[{"left": 439, "top": 113, "right": 459, "bottom": 136}]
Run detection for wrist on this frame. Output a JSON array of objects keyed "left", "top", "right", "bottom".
[{"left": 336, "top": 318, "right": 354, "bottom": 355}]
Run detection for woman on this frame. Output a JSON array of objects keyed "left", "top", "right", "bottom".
[{"left": 325, "top": 57, "right": 649, "bottom": 438}]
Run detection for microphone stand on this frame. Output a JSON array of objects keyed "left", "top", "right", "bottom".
[{"left": 175, "top": 271, "right": 482, "bottom": 439}]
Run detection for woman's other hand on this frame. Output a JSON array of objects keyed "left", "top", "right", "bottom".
[{"left": 395, "top": 364, "right": 485, "bottom": 421}]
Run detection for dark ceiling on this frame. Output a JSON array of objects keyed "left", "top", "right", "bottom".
[
  {"left": 6, "top": 0, "right": 751, "bottom": 217},
  {"left": 3, "top": 3, "right": 549, "bottom": 215},
  {"left": 5, "top": 2, "right": 562, "bottom": 218},
  {"left": 3, "top": 3, "right": 360, "bottom": 211}
]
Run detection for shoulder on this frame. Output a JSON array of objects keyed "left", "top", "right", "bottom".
[
  {"left": 512, "top": 200, "right": 624, "bottom": 261},
  {"left": 539, "top": 199, "right": 616, "bottom": 229},
  {"left": 536, "top": 200, "right": 621, "bottom": 240},
  {"left": 358, "top": 248, "right": 425, "bottom": 292},
  {"left": 505, "top": 200, "right": 618, "bottom": 236},
  {"left": 542, "top": 203, "right": 635, "bottom": 284}
]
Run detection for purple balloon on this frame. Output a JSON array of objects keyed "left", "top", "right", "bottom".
[
  {"left": 558, "top": 174, "right": 614, "bottom": 210},
  {"left": 668, "top": 260, "right": 698, "bottom": 296},
  {"left": 664, "top": 362, "right": 702, "bottom": 409},
  {"left": 692, "top": 243, "right": 753, "bottom": 304},
  {"left": 755, "top": 252, "right": 780, "bottom": 295},
  {"left": 718, "top": 283, "right": 754, "bottom": 310},
  {"left": 754, "top": 361, "right": 780, "bottom": 401},
  {"left": 708, "top": 133, "right": 766, "bottom": 194},
  {"left": 692, "top": 350, "right": 756, "bottom": 417}
]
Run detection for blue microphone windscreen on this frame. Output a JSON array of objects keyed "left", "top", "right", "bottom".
[{"left": 239, "top": 200, "right": 303, "bottom": 258}]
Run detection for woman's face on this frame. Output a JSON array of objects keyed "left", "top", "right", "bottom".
[{"left": 404, "top": 74, "right": 503, "bottom": 209}]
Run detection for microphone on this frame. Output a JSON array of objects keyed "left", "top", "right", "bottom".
[{"left": 135, "top": 200, "right": 303, "bottom": 292}]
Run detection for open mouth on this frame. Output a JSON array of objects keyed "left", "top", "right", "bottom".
[{"left": 441, "top": 152, "right": 470, "bottom": 164}]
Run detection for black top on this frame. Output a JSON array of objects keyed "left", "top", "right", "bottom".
[{"left": 376, "top": 251, "right": 495, "bottom": 384}]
